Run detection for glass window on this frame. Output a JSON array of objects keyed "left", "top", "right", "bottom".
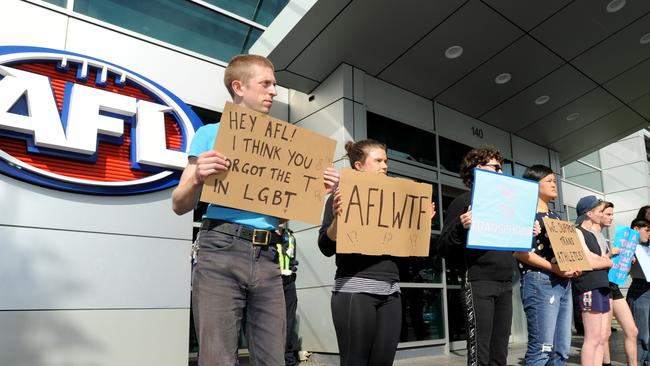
[
  {"left": 446, "top": 289, "right": 466, "bottom": 342},
  {"left": 441, "top": 185, "right": 468, "bottom": 285},
  {"left": 190, "top": 105, "right": 222, "bottom": 125},
  {"left": 367, "top": 112, "right": 437, "bottom": 168},
  {"left": 400, "top": 288, "right": 445, "bottom": 342},
  {"left": 502, "top": 159, "right": 513, "bottom": 175},
  {"left": 514, "top": 163, "right": 528, "bottom": 177},
  {"left": 399, "top": 235, "right": 443, "bottom": 284},
  {"left": 564, "top": 160, "right": 603, "bottom": 192},
  {"left": 580, "top": 151, "right": 601, "bottom": 168},
  {"left": 202, "top": 0, "right": 290, "bottom": 26},
  {"left": 43, "top": 0, "right": 66, "bottom": 6},
  {"left": 74, "top": 0, "right": 263, "bottom": 62},
  {"left": 438, "top": 136, "right": 472, "bottom": 175},
  {"left": 566, "top": 206, "right": 577, "bottom": 221}
]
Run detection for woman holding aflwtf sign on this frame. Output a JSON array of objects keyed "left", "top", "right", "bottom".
[
  {"left": 318, "top": 139, "right": 435, "bottom": 366},
  {"left": 574, "top": 195, "right": 614, "bottom": 366},
  {"left": 513, "top": 165, "right": 580, "bottom": 366}
]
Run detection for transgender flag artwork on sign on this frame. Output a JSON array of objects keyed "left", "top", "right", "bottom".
[
  {"left": 467, "top": 168, "right": 539, "bottom": 252},
  {"left": 608, "top": 226, "right": 640, "bottom": 286}
]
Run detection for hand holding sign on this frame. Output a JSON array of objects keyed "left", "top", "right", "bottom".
[
  {"left": 467, "top": 169, "right": 538, "bottom": 251},
  {"left": 336, "top": 168, "right": 432, "bottom": 257},
  {"left": 608, "top": 226, "right": 640, "bottom": 286},
  {"left": 542, "top": 217, "right": 592, "bottom": 271},
  {"left": 200, "top": 102, "right": 336, "bottom": 225}
]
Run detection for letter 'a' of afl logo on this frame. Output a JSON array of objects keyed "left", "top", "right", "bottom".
[{"left": 0, "top": 46, "right": 202, "bottom": 195}]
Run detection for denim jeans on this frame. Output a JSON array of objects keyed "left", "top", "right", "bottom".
[
  {"left": 192, "top": 229, "right": 286, "bottom": 366},
  {"left": 521, "top": 271, "right": 572, "bottom": 366},
  {"left": 627, "top": 279, "right": 650, "bottom": 366}
]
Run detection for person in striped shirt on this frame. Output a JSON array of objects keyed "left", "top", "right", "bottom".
[{"left": 318, "top": 139, "right": 435, "bottom": 366}]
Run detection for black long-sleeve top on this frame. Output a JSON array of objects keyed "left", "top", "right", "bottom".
[
  {"left": 317, "top": 195, "right": 400, "bottom": 282},
  {"left": 437, "top": 191, "right": 514, "bottom": 282}
]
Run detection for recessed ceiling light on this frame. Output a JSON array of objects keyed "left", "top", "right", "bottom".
[
  {"left": 606, "top": 0, "right": 626, "bottom": 13},
  {"left": 641, "top": 33, "right": 650, "bottom": 45},
  {"left": 445, "top": 45, "right": 464, "bottom": 59},
  {"left": 566, "top": 112, "right": 580, "bottom": 121},
  {"left": 535, "top": 95, "right": 550, "bottom": 105},
  {"left": 495, "top": 73, "right": 511, "bottom": 85}
]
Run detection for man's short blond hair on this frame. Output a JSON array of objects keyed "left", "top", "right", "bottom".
[{"left": 224, "top": 54, "right": 275, "bottom": 98}]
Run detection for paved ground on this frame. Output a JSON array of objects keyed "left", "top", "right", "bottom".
[{"left": 190, "top": 328, "right": 630, "bottom": 365}]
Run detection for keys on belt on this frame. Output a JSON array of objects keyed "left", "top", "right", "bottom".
[{"left": 200, "top": 219, "right": 282, "bottom": 246}]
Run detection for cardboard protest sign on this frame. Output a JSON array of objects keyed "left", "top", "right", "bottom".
[
  {"left": 608, "top": 226, "right": 640, "bottom": 286},
  {"left": 542, "top": 217, "right": 593, "bottom": 271},
  {"left": 336, "top": 168, "right": 432, "bottom": 257},
  {"left": 200, "top": 102, "right": 336, "bottom": 225},
  {"left": 467, "top": 169, "right": 538, "bottom": 251},
  {"left": 635, "top": 244, "right": 650, "bottom": 281}
]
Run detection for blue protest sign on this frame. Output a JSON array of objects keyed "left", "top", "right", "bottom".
[
  {"left": 635, "top": 243, "right": 650, "bottom": 281},
  {"left": 467, "top": 168, "right": 538, "bottom": 251},
  {"left": 608, "top": 226, "right": 640, "bottom": 286}
]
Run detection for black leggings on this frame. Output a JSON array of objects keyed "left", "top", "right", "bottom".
[
  {"left": 331, "top": 292, "right": 401, "bottom": 366},
  {"left": 464, "top": 280, "right": 512, "bottom": 366}
]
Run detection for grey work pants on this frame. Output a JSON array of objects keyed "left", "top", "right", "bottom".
[{"left": 192, "top": 229, "right": 286, "bottom": 366}]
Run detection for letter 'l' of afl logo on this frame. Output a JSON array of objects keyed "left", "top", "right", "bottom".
[{"left": 0, "top": 46, "right": 203, "bottom": 195}]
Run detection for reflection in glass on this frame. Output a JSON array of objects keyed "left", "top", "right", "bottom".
[
  {"left": 441, "top": 185, "right": 468, "bottom": 285},
  {"left": 399, "top": 235, "right": 442, "bottom": 284},
  {"left": 400, "top": 288, "right": 445, "bottom": 342},
  {"left": 580, "top": 151, "right": 601, "bottom": 168},
  {"left": 367, "top": 112, "right": 437, "bottom": 167},
  {"left": 514, "top": 163, "right": 528, "bottom": 177},
  {"left": 446, "top": 289, "right": 467, "bottom": 342},
  {"left": 566, "top": 206, "right": 577, "bottom": 221},
  {"left": 74, "top": 0, "right": 263, "bottom": 61},
  {"left": 190, "top": 105, "right": 222, "bottom": 125},
  {"left": 564, "top": 161, "right": 603, "bottom": 192},
  {"left": 502, "top": 159, "right": 513, "bottom": 175},
  {"left": 438, "top": 136, "right": 472, "bottom": 174},
  {"left": 43, "top": 0, "right": 66, "bottom": 6},
  {"left": 202, "top": 0, "right": 290, "bottom": 26}
]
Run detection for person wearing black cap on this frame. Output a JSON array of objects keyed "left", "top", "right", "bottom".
[{"left": 573, "top": 195, "right": 614, "bottom": 366}]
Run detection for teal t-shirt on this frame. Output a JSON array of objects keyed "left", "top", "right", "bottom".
[{"left": 189, "top": 123, "right": 279, "bottom": 230}]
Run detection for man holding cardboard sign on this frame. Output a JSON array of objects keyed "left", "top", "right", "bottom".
[
  {"left": 199, "top": 102, "right": 336, "bottom": 225},
  {"left": 172, "top": 54, "right": 339, "bottom": 366}
]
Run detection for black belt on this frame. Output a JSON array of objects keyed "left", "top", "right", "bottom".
[{"left": 200, "top": 219, "right": 282, "bottom": 246}]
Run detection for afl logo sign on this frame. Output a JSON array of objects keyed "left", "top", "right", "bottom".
[{"left": 0, "top": 46, "right": 202, "bottom": 195}]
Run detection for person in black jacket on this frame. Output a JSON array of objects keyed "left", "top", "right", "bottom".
[
  {"left": 318, "top": 139, "right": 435, "bottom": 366},
  {"left": 437, "top": 146, "right": 513, "bottom": 366}
]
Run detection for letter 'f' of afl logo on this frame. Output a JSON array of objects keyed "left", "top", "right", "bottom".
[{"left": 0, "top": 46, "right": 202, "bottom": 195}]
